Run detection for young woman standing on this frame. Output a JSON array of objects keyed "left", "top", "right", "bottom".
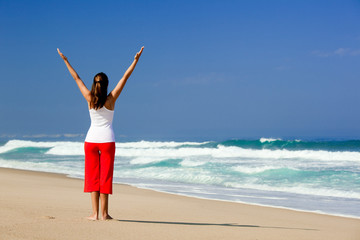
[{"left": 57, "top": 46, "right": 144, "bottom": 220}]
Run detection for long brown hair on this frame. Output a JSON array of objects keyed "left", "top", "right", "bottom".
[{"left": 90, "top": 72, "right": 109, "bottom": 110}]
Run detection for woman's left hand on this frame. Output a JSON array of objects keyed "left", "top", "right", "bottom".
[{"left": 134, "top": 46, "right": 144, "bottom": 61}]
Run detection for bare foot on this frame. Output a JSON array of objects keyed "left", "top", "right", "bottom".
[
  {"left": 101, "top": 214, "right": 113, "bottom": 221},
  {"left": 87, "top": 213, "right": 98, "bottom": 221}
]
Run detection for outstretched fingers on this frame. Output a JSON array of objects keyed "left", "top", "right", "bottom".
[
  {"left": 57, "top": 48, "right": 67, "bottom": 61},
  {"left": 135, "top": 46, "right": 144, "bottom": 60}
]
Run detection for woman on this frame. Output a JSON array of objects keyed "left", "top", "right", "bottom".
[{"left": 57, "top": 46, "right": 144, "bottom": 220}]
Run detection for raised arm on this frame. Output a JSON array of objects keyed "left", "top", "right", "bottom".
[
  {"left": 109, "top": 46, "right": 144, "bottom": 102},
  {"left": 57, "top": 48, "right": 91, "bottom": 102}
]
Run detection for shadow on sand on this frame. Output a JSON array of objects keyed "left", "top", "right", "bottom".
[{"left": 116, "top": 219, "right": 318, "bottom": 231}]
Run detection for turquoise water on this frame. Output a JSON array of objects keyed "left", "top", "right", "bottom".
[{"left": 0, "top": 138, "right": 359, "bottom": 218}]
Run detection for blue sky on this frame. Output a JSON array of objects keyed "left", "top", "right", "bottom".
[{"left": 1, "top": 0, "right": 360, "bottom": 141}]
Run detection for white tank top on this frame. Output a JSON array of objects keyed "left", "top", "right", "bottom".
[{"left": 85, "top": 107, "right": 115, "bottom": 143}]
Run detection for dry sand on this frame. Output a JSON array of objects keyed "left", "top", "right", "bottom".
[{"left": 0, "top": 167, "right": 359, "bottom": 240}]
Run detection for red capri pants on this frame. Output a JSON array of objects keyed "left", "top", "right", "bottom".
[{"left": 84, "top": 142, "right": 115, "bottom": 194}]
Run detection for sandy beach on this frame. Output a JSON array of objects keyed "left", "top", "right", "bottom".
[{"left": 0, "top": 167, "right": 359, "bottom": 240}]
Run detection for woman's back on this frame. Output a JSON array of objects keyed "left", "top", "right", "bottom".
[{"left": 85, "top": 106, "right": 115, "bottom": 143}]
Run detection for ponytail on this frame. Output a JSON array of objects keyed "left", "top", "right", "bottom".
[{"left": 90, "top": 72, "right": 109, "bottom": 109}]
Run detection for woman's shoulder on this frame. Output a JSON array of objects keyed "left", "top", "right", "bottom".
[{"left": 104, "top": 96, "right": 115, "bottom": 111}]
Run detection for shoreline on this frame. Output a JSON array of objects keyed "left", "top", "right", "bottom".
[
  {"left": 2, "top": 166, "right": 360, "bottom": 220},
  {"left": 1, "top": 167, "right": 359, "bottom": 240},
  {"left": 125, "top": 183, "right": 360, "bottom": 220}
]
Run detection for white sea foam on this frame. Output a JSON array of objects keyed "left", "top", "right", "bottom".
[
  {"left": 116, "top": 140, "right": 209, "bottom": 148},
  {"left": 130, "top": 157, "right": 168, "bottom": 165},
  {"left": 232, "top": 166, "right": 289, "bottom": 174},
  {"left": 117, "top": 167, "right": 223, "bottom": 186},
  {"left": 180, "top": 158, "right": 207, "bottom": 167},
  {"left": 215, "top": 145, "right": 360, "bottom": 162},
  {"left": 117, "top": 144, "right": 360, "bottom": 163},
  {"left": 0, "top": 158, "right": 83, "bottom": 177},
  {"left": 224, "top": 182, "right": 360, "bottom": 199},
  {"left": 0, "top": 140, "right": 58, "bottom": 154},
  {"left": 114, "top": 147, "right": 212, "bottom": 158},
  {"left": 46, "top": 141, "right": 210, "bottom": 156},
  {"left": 45, "top": 142, "right": 84, "bottom": 155},
  {"left": 259, "top": 138, "right": 282, "bottom": 143},
  {"left": 3, "top": 140, "right": 360, "bottom": 164},
  {"left": 48, "top": 143, "right": 360, "bottom": 163}
]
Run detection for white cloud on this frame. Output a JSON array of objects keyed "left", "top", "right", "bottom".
[
  {"left": 312, "top": 48, "right": 360, "bottom": 57},
  {"left": 311, "top": 50, "right": 332, "bottom": 57},
  {"left": 63, "top": 133, "right": 85, "bottom": 138},
  {"left": 350, "top": 49, "right": 360, "bottom": 56},
  {"left": 20, "top": 133, "right": 84, "bottom": 139},
  {"left": 334, "top": 48, "right": 350, "bottom": 56},
  {"left": 0, "top": 134, "right": 17, "bottom": 138}
]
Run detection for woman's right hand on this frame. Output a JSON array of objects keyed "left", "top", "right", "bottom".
[{"left": 57, "top": 48, "right": 68, "bottom": 61}]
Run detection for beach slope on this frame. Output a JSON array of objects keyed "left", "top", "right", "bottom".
[{"left": 0, "top": 168, "right": 359, "bottom": 240}]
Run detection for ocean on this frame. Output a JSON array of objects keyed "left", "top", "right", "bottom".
[{"left": 0, "top": 138, "right": 359, "bottom": 218}]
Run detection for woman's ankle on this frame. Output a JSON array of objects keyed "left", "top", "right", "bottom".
[
  {"left": 87, "top": 212, "right": 98, "bottom": 220},
  {"left": 101, "top": 213, "right": 113, "bottom": 220}
]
